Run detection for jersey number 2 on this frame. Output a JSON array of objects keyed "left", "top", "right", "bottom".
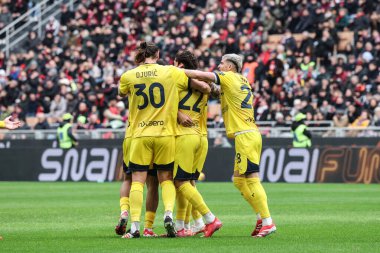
[
  {"left": 178, "top": 90, "right": 203, "bottom": 113},
  {"left": 241, "top": 85, "right": 252, "bottom": 109},
  {"left": 134, "top": 83, "right": 165, "bottom": 110}
]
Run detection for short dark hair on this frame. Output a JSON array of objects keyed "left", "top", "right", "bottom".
[
  {"left": 134, "top": 41, "right": 159, "bottom": 64},
  {"left": 175, "top": 50, "right": 198, "bottom": 70}
]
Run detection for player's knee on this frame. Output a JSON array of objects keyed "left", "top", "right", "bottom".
[
  {"left": 157, "top": 171, "right": 173, "bottom": 183},
  {"left": 174, "top": 180, "right": 185, "bottom": 188},
  {"left": 232, "top": 176, "right": 243, "bottom": 189}
]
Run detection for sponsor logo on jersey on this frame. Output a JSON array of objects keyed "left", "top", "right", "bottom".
[{"left": 138, "top": 120, "right": 164, "bottom": 127}]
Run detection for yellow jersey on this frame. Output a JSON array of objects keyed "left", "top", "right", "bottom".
[
  {"left": 177, "top": 86, "right": 208, "bottom": 135},
  {"left": 200, "top": 98, "right": 208, "bottom": 136},
  {"left": 119, "top": 64, "right": 188, "bottom": 138},
  {"left": 125, "top": 120, "right": 132, "bottom": 138},
  {"left": 123, "top": 97, "right": 133, "bottom": 138},
  {"left": 214, "top": 71, "right": 258, "bottom": 138}
]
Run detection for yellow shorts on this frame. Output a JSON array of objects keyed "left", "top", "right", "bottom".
[
  {"left": 122, "top": 137, "right": 132, "bottom": 174},
  {"left": 174, "top": 135, "right": 201, "bottom": 180},
  {"left": 193, "top": 135, "right": 208, "bottom": 177},
  {"left": 234, "top": 131, "right": 262, "bottom": 175},
  {"left": 129, "top": 136, "right": 175, "bottom": 171}
]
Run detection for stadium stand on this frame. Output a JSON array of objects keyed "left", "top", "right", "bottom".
[{"left": 0, "top": 0, "right": 378, "bottom": 132}]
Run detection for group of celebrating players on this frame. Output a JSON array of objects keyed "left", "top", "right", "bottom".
[{"left": 114, "top": 41, "right": 276, "bottom": 239}]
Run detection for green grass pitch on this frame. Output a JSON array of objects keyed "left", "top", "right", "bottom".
[{"left": 0, "top": 182, "right": 379, "bottom": 253}]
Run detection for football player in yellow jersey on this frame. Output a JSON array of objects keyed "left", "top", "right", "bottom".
[
  {"left": 115, "top": 119, "right": 159, "bottom": 238},
  {"left": 118, "top": 42, "right": 210, "bottom": 238},
  {"left": 172, "top": 50, "right": 222, "bottom": 238},
  {"left": 183, "top": 54, "right": 276, "bottom": 238}
]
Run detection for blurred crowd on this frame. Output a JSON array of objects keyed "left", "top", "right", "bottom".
[{"left": 0, "top": 0, "right": 379, "bottom": 132}]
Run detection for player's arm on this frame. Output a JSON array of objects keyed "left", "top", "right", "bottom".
[
  {"left": 118, "top": 87, "right": 127, "bottom": 97},
  {"left": 210, "top": 82, "right": 221, "bottom": 98},
  {"left": 118, "top": 73, "right": 129, "bottom": 97},
  {"left": 184, "top": 69, "right": 216, "bottom": 83},
  {"left": 177, "top": 111, "right": 193, "bottom": 127},
  {"left": 190, "top": 79, "right": 211, "bottom": 94},
  {"left": 0, "top": 116, "right": 21, "bottom": 130}
]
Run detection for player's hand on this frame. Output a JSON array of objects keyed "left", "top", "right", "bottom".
[
  {"left": 4, "top": 116, "right": 21, "bottom": 130},
  {"left": 178, "top": 111, "right": 193, "bottom": 127}
]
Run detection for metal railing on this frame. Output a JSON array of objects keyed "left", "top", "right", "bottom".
[
  {"left": 0, "top": 0, "right": 77, "bottom": 57},
  {"left": 1, "top": 126, "right": 379, "bottom": 140},
  {"left": 241, "top": 120, "right": 333, "bottom": 127}
]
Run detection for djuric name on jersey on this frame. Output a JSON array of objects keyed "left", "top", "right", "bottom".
[{"left": 136, "top": 70, "right": 158, "bottom": 78}]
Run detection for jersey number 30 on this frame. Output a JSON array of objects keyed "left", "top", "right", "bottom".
[{"left": 134, "top": 83, "right": 165, "bottom": 109}]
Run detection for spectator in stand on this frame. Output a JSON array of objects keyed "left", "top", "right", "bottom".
[
  {"left": 274, "top": 112, "right": 286, "bottom": 127},
  {"left": 87, "top": 114, "right": 103, "bottom": 129},
  {"left": 34, "top": 112, "right": 50, "bottom": 130},
  {"left": 333, "top": 109, "right": 349, "bottom": 128},
  {"left": 103, "top": 100, "right": 126, "bottom": 129},
  {"left": 26, "top": 93, "right": 39, "bottom": 117},
  {"left": 350, "top": 110, "right": 371, "bottom": 128},
  {"left": 0, "top": 6, "right": 12, "bottom": 30},
  {"left": 49, "top": 94, "right": 67, "bottom": 122},
  {"left": 373, "top": 107, "right": 380, "bottom": 127},
  {"left": 0, "top": 0, "right": 378, "bottom": 132},
  {"left": 60, "top": 4, "right": 74, "bottom": 26}
]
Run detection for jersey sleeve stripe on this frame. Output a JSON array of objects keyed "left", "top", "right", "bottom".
[
  {"left": 213, "top": 72, "right": 220, "bottom": 85},
  {"left": 187, "top": 77, "right": 191, "bottom": 90}
]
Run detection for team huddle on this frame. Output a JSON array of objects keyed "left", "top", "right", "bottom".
[{"left": 115, "top": 42, "right": 276, "bottom": 239}]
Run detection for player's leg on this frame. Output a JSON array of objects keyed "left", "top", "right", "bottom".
[
  {"left": 235, "top": 131, "right": 276, "bottom": 237},
  {"left": 120, "top": 173, "right": 132, "bottom": 214},
  {"left": 115, "top": 171, "right": 132, "bottom": 235},
  {"left": 189, "top": 181, "right": 205, "bottom": 234},
  {"left": 245, "top": 131, "right": 275, "bottom": 237},
  {"left": 174, "top": 135, "right": 198, "bottom": 236},
  {"left": 174, "top": 135, "right": 221, "bottom": 237},
  {"left": 175, "top": 180, "right": 222, "bottom": 237},
  {"left": 233, "top": 132, "right": 262, "bottom": 235},
  {"left": 122, "top": 137, "right": 152, "bottom": 239},
  {"left": 173, "top": 135, "right": 193, "bottom": 236},
  {"left": 154, "top": 136, "right": 177, "bottom": 237},
  {"left": 175, "top": 186, "right": 190, "bottom": 237},
  {"left": 116, "top": 138, "right": 132, "bottom": 235},
  {"left": 233, "top": 170, "right": 263, "bottom": 236},
  {"left": 189, "top": 135, "right": 208, "bottom": 234},
  {"left": 246, "top": 170, "right": 276, "bottom": 237},
  {"left": 184, "top": 201, "right": 191, "bottom": 230},
  {"left": 143, "top": 171, "right": 159, "bottom": 237}
]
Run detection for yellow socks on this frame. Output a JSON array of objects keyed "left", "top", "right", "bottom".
[
  {"left": 176, "top": 190, "right": 188, "bottom": 221},
  {"left": 161, "top": 180, "right": 176, "bottom": 213},
  {"left": 177, "top": 182, "right": 210, "bottom": 215},
  {"left": 130, "top": 182, "right": 144, "bottom": 222},
  {"left": 120, "top": 197, "right": 130, "bottom": 213},
  {"left": 185, "top": 203, "right": 192, "bottom": 224},
  {"left": 233, "top": 177, "right": 259, "bottom": 213},
  {"left": 144, "top": 211, "right": 156, "bottom": 229},
  {"left": 191, "top": 206, "right": 202, "bottom": 220},
  {"left": 246, "top": 177, "right": 270, "bottom": 219}
]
